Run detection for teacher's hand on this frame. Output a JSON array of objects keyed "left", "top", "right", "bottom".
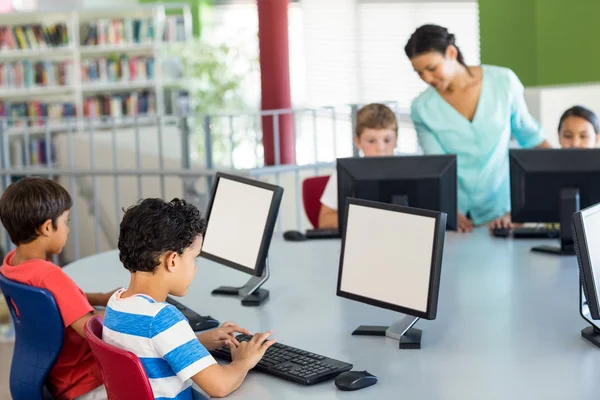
[
  {"left": 457, "top": 212, "right": 473, "bottom": 233},
  {"left": 488, "top": 212, "right": 513, "bottom": 233}
]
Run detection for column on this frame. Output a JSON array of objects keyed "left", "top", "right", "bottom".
[{"left": 257, "top": 0, "right": 295, "bottom": 165}]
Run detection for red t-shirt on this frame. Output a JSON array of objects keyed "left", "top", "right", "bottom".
[{"left": 1, "top": 250, "right": 103, "bottom": 400}]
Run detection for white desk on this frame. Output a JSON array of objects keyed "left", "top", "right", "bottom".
[{"left": 64, "top": 229, "right": 600, "bottom": 399}]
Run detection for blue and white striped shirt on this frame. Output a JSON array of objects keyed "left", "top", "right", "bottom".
[{"left": 103, "top": 289, "right": 216, "bottom": 400}]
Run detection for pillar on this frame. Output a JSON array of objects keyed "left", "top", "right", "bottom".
[{"left": 257, "top": 0, "right": 295, "bottom": 165}]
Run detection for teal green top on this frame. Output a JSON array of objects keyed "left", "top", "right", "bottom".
[{"left": 410, "top": 65, "right": 545, "bottom": 225}]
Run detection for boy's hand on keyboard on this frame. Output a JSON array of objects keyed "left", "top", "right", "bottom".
[
  {"left": 229, "top": 331, "right": 276, "bottom": 369},
  {"left": 198, "top": 322, "right": 251, "bottom": 351}
]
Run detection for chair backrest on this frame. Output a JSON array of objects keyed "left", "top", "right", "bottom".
[
  {"left": 302, "top": 176, "right": 330, "bottom": 228},
  {"left": 0, "top": 272, "right": 64, "bottom": 400},
  {"left": 84, "top": 316, "right": 154, "bottom": 400}
]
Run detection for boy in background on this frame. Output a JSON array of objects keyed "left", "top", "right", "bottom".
[
  {"left": 318, "top": 103, "right": 399, "bottom": 229},
  {"left": 0, "top": 177, "right": 114, "bottom": 400},
  {"left": 103, "top": 198, "right": 275, "bottom": 399}
]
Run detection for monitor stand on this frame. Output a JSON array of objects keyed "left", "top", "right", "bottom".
[
  {"left": 352, "top": 315, "right": 422, "bottom": 350},
  {"left": 211, "top": 258, "right": 270, "bottom": 307},
  {"left": 391, "top": 194, "right": 409, "bottom": 207},
  {"left": 531, "top": 188, "right": 579, "bottom": 256},
  {"left": 580, "top": 287, "right": 600, "bottom": 348}
]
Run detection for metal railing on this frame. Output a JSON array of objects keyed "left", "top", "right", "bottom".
[{"left": 0, "top": 103, "right": 414, "bottom": 264}]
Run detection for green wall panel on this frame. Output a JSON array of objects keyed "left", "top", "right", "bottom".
[{"left": 479, "top": 0, "right": 600, "bottom": 86}]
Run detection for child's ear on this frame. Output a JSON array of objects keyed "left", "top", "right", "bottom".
[
  {"left": 353, "top": 136, "right": 362, "bottom": 151},
  {"left": 38, "top": 219, "right": 53, "bottom": 237},
  {"left": 165, "top": 251, "right": 178, "bottom": 272}
]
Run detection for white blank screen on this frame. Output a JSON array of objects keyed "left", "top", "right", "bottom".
[
  {"left": 340, "top": 203, "right": 436, "bottom": 312},
  {"left": 201, "top": 178, "right": 273, "bottom": 270},
  {"left": 583, "top": 210, "right": 600, "bottom": 305}
]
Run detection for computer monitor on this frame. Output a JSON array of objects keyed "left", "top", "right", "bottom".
[
  {"left": 510, "top": 148, "right": 600, "bottom": 255},
  {"left": 201, "top": 172, "right": 283, "bottom": 306},
  {"left": 337, "top": 155, "right": 457, "bottom": 231},
  {"left": 573, "top": 202, "right": 600, "bottom": 348},
  {"left": 336, "top": 197, "right": 446, "bottom": 349}
]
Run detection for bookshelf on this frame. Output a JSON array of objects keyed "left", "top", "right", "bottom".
[
  {"left": 0, "top": 4, "right": 191, "bottom": 123},
  {"left": 0, "top": 4, "right": 191, "bottom": 169}
]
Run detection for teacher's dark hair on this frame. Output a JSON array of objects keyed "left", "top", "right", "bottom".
[
  {"left": 405, "top": 24, "right": 469, "bottom": 71},
  {"left": 558, "top": 106, "right": 599, "bottom": 134}
]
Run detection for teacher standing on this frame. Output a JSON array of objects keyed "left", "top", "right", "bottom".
[{"left": 406, "top": 24, "right": 552, "bottom": 233}]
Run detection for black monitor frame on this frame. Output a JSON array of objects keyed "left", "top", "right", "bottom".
[
  {"left": 201, "top": 172, "right": 283, "bottom": 306},
  {"left": 336, "top": 197, "right": 446, "bottom": 349},
  {"left": 336, "top": 155, "right": 457, "bottom": 232},
  {"left": 510, "top": 148, "right": 600, "bottom": 256},
  {"left": 573, "top": 203, "right": 600, "bottom": 348}
]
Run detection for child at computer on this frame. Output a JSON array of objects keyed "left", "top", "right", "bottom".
[
  {"left": 318, "top": 103, "right": 399, "bottom": 229},
  {"left": 558, "top": 106, "right": 599, "bottom": 149},
  {"left": 103, "top": 198, "right": 275, "bottom": 399},
  {"left": 0, "top": 177, "right": 115, "bottom": 400}
]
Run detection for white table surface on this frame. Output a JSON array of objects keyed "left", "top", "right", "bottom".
[{"left": 64, "top": 228, "right": 600, "bottom": 400}]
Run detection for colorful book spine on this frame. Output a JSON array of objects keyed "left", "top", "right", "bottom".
[
  {"left": 0, "top": 60, "right": 73, "bottom": 89},
  {"left": 83, "top": 91, "right": 155, "bottom": 117},
  {"left": 80, "top": 55, "right": 155, "bottom": 83},
  {"left": 81, "top": 18, "right": 155, "bottom": 46},
  {"left": 0, "top": 23, "right": 69, "bottom": 50}
]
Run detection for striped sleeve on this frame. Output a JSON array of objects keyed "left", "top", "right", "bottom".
[{"left": 150, "top": 304, "right": 216, "bottom": 382}]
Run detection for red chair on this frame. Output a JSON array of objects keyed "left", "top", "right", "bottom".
[
  {"left": 302, "top": 176, "right": 330, "bottom": 228},
  {"left": 84, "top": 316, "right": 154, "bottom": 400}
]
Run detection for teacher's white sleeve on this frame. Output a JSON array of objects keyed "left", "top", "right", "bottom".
[{"left": 319, "top": 172, "right": 338, "bottom": 211}]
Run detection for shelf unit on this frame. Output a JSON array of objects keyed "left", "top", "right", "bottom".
[
  {"left": 0, "top": 5, "right": 193, "bottom": 170},
  {"left": 0, "top": 4, "right": 192, "bottom": 122}
]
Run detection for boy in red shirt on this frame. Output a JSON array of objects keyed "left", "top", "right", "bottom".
[{"left": 0, "top": 177, "right": 114, "bottom": 400}]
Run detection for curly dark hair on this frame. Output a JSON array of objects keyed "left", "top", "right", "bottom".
[
  {"left": 118, "top": 198, "right": 207, "bottom": 273},
  {"left": 0, "top": 177, "right": 72, "bottom": 245}
]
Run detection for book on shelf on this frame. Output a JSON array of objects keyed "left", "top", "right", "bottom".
[
  {"left": 81, "top": 18, "right": 155, "bottom": 46},
  {"left": 0, "top": 23, "right": 69, "bottom": 50},
  {"left": 0, "top": 100, "right": 76, "bottom": 127},
  {"left": 163, "top": 16, "right": 186, "bottom": 43},
  {"left": 10, "top": 137, "right": 56, "bottom": 168},
  {"left": 84, "top": 91, "right": 156, "bottom": 118},
  {"left": 81, "top": 55, "right": 155, "bottom": 83},
  {"left": 0, "top": 60, "right": 74, "bottom": 88}
]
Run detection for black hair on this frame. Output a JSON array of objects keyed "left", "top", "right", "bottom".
[
  {"left": 0, "top": 177, "right": 72, "bottom": 245},
  {"left": 405, "top": 24, "right": 469, "bottom": 69},
  {"left": 558, "top": 106, "right": 599, "bottom": 134},
  {"left": 118, "top": 198, "right": 207, "bottom": 273}
]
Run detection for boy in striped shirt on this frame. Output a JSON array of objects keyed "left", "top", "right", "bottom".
[{"left": 103, "top": 198, "right": 275, "bottom": 399}]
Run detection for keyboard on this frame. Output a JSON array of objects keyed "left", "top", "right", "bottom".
[
  {"left": 165, "top": 296, "right": 219, "bottom": 332},
  {"left": 512, "top": 226, "right": 559, "bottom": 239},
  {"left": 492, "top": 226, "right": 559, "bottom": 239},
  {"left": 305, "top": 228, "right": 340, "bottom": 239},
  {"left": 211, "top": 334, "right": 353, "bottom": 385}
]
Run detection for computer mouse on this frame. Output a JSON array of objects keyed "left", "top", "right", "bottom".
[
  {"left": 492, "top": 227, "right": 511, "bottom": 238},
  {"left": 334, "top": 370, "right": 378, "bottom": 391},
  {"left": 192, "top": 318, "right": 220, "bottom": 332},
  {"left": 283, "top": 230, "right": 307, "bottom": 242}
]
